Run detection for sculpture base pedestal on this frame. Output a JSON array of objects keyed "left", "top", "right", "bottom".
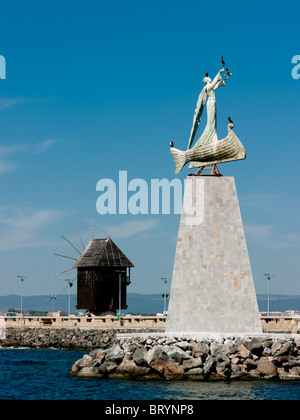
[{"left": 165, "top": 176, "right": 262, "bottom": 334}]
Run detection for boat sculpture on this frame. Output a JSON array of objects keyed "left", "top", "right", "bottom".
[{"left": 170, "top": 61, "right": 246, "bottom": 175}]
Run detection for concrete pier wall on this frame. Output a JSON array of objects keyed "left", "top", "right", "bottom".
[{"left": 2, "top": 315, "right": 299, "bottom": 332}]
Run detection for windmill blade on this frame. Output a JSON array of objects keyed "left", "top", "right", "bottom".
[
  {"left": 76, "top": 227, "right": 85, "bottom": 250},
  {"left": 54, "top": 253, "right": 77, "bottom": 261},
  {"left": 62, "top": 235, "right": 81, "bottom": 255},
  {"left": 92, "top": 225, "right": 95, "bottom": 240},
  {"left": 55, "top": 267, "right": 76, "bottom": 276}
]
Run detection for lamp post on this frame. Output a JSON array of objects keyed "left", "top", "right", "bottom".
[
  {"left": 50, "top": 295, "right": 57, "bottom": 313},
  {"left": 119, "top": 273, "right": 121, "bottom": 326},
  {"left": 263, "top": 274, "right": 274, "bottom": 316},
  {"left": 115, "top": 270, "right": 123, "bottom": 326},
  {"left": 17, "top": 275, "right": 27, "bottom": 328},
  {"left": 161, "top": 277, "right": 169, "bottom": 316},
  {"left": 64, "top": 279, "right": 73, "bottom": 316}
]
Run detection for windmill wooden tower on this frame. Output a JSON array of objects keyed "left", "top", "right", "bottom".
[
  {"left": 54, "top": 230, "right": 134, "bottom": 315},
  {"left": 73, "top": 237, "right": 134, "bottom": 315}
]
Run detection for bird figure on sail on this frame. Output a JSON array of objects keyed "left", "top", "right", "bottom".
[{"left": 169, "top": 58, "right": 246, "bottom": 175}]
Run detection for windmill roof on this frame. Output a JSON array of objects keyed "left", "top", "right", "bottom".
[{"left": 73, "top": 237, "right": 134, "bottom": 268}]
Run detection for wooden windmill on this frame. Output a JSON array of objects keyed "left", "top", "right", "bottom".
[{"left": 54, "top": 228, "right": 134, "bottom": 315}]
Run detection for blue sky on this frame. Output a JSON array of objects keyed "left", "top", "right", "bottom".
[{"left": 0, "top": 0, "right": 299, "bottom": 299}]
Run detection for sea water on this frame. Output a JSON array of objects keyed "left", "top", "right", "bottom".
[{"left": 0, "top": 348, "right": 299, "bottom": 400}]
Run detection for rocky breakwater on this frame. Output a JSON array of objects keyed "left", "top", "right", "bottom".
[
  {"left": 0, "top": 327, "right": 163, "bottom": 350},
  {"left": 71, "top": 334, "right": 300, "bottom": 381}
]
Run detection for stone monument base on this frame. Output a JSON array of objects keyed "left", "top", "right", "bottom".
[{"left": 166, "top": 176, "right": 262, "bottom": 334}]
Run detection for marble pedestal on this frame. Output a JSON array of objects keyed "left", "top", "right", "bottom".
[{"left": 165, "top": 176, "right": 262, "bottom": 334}]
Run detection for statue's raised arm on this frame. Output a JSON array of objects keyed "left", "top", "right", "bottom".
[
  {"left": 209, "top": 68, "right": 226, "bottom": 90},
  {"left": 210, "top": 68, "right": 232, "bottom": 91}
]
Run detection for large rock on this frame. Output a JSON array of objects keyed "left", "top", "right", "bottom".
[
  {"left": 146, "top": 345, "right": 169, "bottom": 365},
  {"left": 271, "top": 341, "right": 283, "bottom": 354},
  {"left": 239, "top": 343, "right": 250, "bottom": 358},
  {"left": 112, "top": 357, "right": 151, "bottom": 379},
  {"left": 105, "top": 344, "right": 124, "bottom": 363},
  {"left": 257, "top": 358, "right": 277, "bottom": 377},
  {"left": 90, "top": 349, "right": 107, "bottom": 366},
  {"left": 186, "top": 367, "right": 205, "bottom": 380},
  {"left": 149, "top": 359, "right": 168, "bottom": 375},
  {"left": 244, "top": 337, "right": 263, "bottom": 355},
  {"left": 211, "top": 342, "right": 229, "bottom": 361},
  {"left": 163, "top": 362, "right": 186, "bottom": 380},
  {"left": 203, "top": 357, "right": 216, "bottom": 376},
  {"left": 77, "top": 366, "right": 102, "bottom": 377},
  {"left": 71, "top": 359, "right": 81, "bottom": 373},
  {"left": 99, "top": 361, "right": 118, "bottom": 375},
  {"left": 244, "top": 358, "right": 258, "bottom": 371},
  {"left": 192, "top": 342, "right": 209, "bottom": 358},
  {"left": 183, "top": 357, "right": 203, "bottom": 370},
  {"left": 175, "top": 340, "right": 193, "bottom": 351},
  {"left": 163, "top": 345, "right": 191, "bottom": 364},
  {"left": 273, "top": 341, "right": 293, "bottom": 357},
  {"left": 132, "top": 347, "right": 147, "bottom": 366}
]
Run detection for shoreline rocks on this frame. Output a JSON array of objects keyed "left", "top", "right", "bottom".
[
  {"left": 2, "top": 328, "right": 300, "bottom": 381},
  {"left": 71, "top": 334, "right": 300, "bottom": 381}
]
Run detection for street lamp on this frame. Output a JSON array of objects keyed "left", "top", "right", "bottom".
[
  {"left": 161, "top": 277, "right": 170, "bottom": 316},
  {"left": 64, "top": 279, "right": 73, "bottom": 316},
  {"left": 263, "top": 273, "right": 274, "bottom": 316},
  {"left": 17, "top": 275, "right": 27, "bottom": 328},
  {"left": 50, "top": 295, "right": 57, "bottom": 313},
  {"left": 115, "top": 270, "right": 123, "bottom": 326}
]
